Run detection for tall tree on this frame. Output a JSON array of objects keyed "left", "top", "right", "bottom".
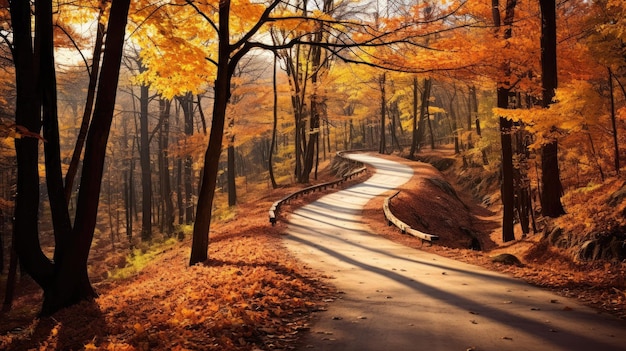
[
  {"left": 493, "top": 0, "right": 518, "bottom": 242},
  {"left": 158, "top": 98, "right": 175, "bottom": 234},
  {"left": 378, "top": 72, "right": 387, "bottom": 154},
  {"left": 409, "top": 76, "right": 419, "bottom": 157},
  {"left": 177, "top": 93, "right": 196, "bottom": 223},
  {"left": 10, "top": 0, "right": 131, "bottom": 314},
  {"left": 139, "top": 82, "right": 152, "bottom": 240},
  {"left": 269, "top": 53, "right": 279, "bottom": 188},
  {"left": 64, "top": 8, "right": 105, "bottom": 202},
  {"left": 539, "top": 0, "right": 565, "bottom": 218}
]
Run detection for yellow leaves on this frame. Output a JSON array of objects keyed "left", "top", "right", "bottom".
[
  {"left": 494, "top": 79, "right": 611, "bottom": 150},
  {"left": 231, "top": 1, "right": 266, "bottom": 31},
  {"left": 129, "top": 1, "right": 217, "bottom": 98},
  {"left": 132, "top": 36, "right": 216, "bottom": 99},
  {"left": 428, "top": 106, "right": 446, "bottom": 115}
]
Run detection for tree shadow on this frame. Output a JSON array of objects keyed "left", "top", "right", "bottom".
[{"left": 3, "top": 300, "right": 107, "bottom": 350}]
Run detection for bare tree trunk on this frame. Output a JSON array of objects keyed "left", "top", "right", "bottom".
[
  {"left": 417, "top": 78, "right": 432, "bottom": 153},
  {"left": 64, "top": 9, "right": 105, "bottom": 202},
  {"left": 179, "top": 93, "right": 195, "bottom": 223},
  {"left": 158, "top": 99, "right": 175, "bottom": 234},
  {"left": 36, "top": 0, "right": 130, "bottom": 315},
  {"left": 269, "top": 54, "right": 278, "bottom": 189},
  {"left": 409, "top": 76, "right": 419, "bottom": 158},
  {"left": 389, "top": 101, "right": 403, "bottom": 152},
  {"left": 139, "top": 83, "right": 152, "bottom": 241},
  {"left": 379, "top": 73, "right": 387, "bottom": 154},
  {"left": 11, "top": 0, "right": 52, "bottom": 292},
  {"left": 494, "top": 0, "right": 518, "bottom": 242},
  {"left": 124, "top": 170, "right": 132, "bottom": 241},
  {"left": 190, "top": 0, "right": 232, "bottom": 265},
  {"left": 608, "top": 67, "right": 619, "bottom": 175},
  {"left": 227, "top": 144, "right": 236, "bottom": 206},
  {"left": 539, "top": 0, "right": 565, "bottom": 218}
]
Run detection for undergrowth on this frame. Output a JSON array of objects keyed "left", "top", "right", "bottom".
[{"left": 107, "top": 237, "right": 180, "bottom": 280}]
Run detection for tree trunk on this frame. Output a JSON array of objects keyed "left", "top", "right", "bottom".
[
  {"left": 416, "top": 78, "right": 432, "bottom": 153},
  {"left": 124, "top": 170, "right": 132, "bottom": 241},
  {"left": 11, "top": 0, "right": 54, "bottom": 293},
  {"left": 427, "top": 108, "right": 436, "bottom": 149},
  {"left": 179, "top": 93, "right": 195, "bottom": 223},
  {"left": 471, "top": 86, "right": 481, "bottom": 136},
  {"left": 283, "top": 54, "right": 305, "bottom": 182},
  {"left": 494, "top": 0, "right": 518, "bottom": 242},
  {"left": 64, "top": 10, "right": 105, "bottom": 202},
  {"left": 158, "top": 99, "right": 175, "bottom": 234},
  {"left": 499, "top": 113, "right": 515, "bottom": 242},
  {"left": 40, "top": 0, "right": 130, "bottom": 315},
  {"left": 139, "top": 83, "right": 152, "bottom": 241},
  {"left": 378, "top": 73, "right": 387, "bottom": 154},
  {"left": 269, "top": 54, "right": 278, "bottom": 189},
  {"left": 227, "top": 143, "right": 237, "bottom": 206},
  {"left": 608, "top": 68, "right": 619, "bottom": 175},
  {"left": 177, "top": 158, "right": 184, "bottom": 224},
  {"left": 389, "top": 101, "right": 403, "bottom": 152},
  {"left": 539, "top": 0, "right": 565, "bottom": 218},
  {"left": 39, "top": 0, "right": 73, "bottom": 265},
  {"left": 190, "top": 0, "right": 232, "bottom": 265},
  {"left": 409, "top": 77, "right": 419, "bottom": 158},
  {"left": 300, "top": 29, "right": 324, "bottom": 183}
]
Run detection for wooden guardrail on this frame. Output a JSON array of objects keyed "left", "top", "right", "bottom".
[
  {"left": 269, "top": 166, "right": 367, "bottom": 225},
  {"left": 383, "top": 191, "right": 439, "bottom": 242}
]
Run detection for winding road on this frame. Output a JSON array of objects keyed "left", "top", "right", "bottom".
[{"left": 282, "top": 153, "right": 626, "bottom": 351}]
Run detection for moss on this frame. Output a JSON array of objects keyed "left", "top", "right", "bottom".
[{"left": 108, "top": 238, "right": 179, "bottom": 280}]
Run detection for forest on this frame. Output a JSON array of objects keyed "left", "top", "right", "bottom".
[{"left": 0, "top": 0, "right": 625, "bottom": 349}]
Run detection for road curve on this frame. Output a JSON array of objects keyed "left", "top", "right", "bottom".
[{"left": 282, "top": 153, "right": 626, "bottom": 351}]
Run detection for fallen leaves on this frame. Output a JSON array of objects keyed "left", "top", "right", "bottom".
[{"left": 0, "top": 188, "right": 335, "bottom": 350}]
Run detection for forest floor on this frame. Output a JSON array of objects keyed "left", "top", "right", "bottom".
[{"left": 1, "top": 150, "right": 625, "bottom": 350}]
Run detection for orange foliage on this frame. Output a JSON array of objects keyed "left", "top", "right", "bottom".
[{"left": 0, "top": 186, "right": 333, "bottom": 351}]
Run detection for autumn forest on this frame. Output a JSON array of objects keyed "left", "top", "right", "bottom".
[{"left": 1, "top": 0, "right": 626, "bottom": 349}]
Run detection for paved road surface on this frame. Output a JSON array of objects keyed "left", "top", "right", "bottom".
[{"left": 282, "top": 153, "right": 626, "bottom": 351}]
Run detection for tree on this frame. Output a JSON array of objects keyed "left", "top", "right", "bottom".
[
  {"left": 10, "top": 0, "right": 131, "bottom": 315},
  {"left": 539, "top": 0, "right": 565, "bottom": 218},
  {"left": 64, "top": 6, "right": 105, "bottom": 202},
  {"left": 158, "top": 98, "right": 175, "bottom": 234},
  {"left": 378, "top": 72, "right": 387, "bottom": 153},
  {"left": 139, "top": 81, "right": 153, "bottom": 240},
  {"left": 269, "top": 53, "right": 279, "bottom": 188},
  {"left": 493, "top": 0, "right": 518, "bottom": 243}
]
